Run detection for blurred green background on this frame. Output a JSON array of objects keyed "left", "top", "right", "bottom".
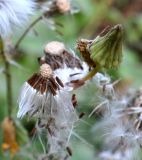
[{"left": 0, "top": 0, "right": 142, "bottom": 159}]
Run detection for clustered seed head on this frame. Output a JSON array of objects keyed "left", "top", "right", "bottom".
[
  {"left": 44, "top": 41, "right": 65, "bottom": 55},
  {"left": 56, "top": 0, "right": 70, "bottom": 13},
  {"left": 40, "top": 64, "right": 53, "bottom": 78}
]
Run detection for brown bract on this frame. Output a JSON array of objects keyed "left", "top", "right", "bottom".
[
  {"left": 77, "top": 39, "right": 96, "bottom": 68},
  {"left": 28, "top": 74, "right": 63, "bottom": 95},
  {"left": 27, "top": 64, "right": 63, "bottom": 95},
  {"left": 40, "top": 41, "right": 83, "bottom": 70}
]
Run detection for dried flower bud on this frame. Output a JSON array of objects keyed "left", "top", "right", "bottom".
[
  {"left": 44, "top": 41, "right": 65, "bottom": 55},
  {"left": 56, "top": 0, "right": 70, "bottom": 13},
  {"left": 88, "top": 24, "right": 123, "bottom": 69}
]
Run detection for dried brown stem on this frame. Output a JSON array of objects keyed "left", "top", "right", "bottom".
[{"left": 0, "top": 38, "right": 13, "bottom": 117}]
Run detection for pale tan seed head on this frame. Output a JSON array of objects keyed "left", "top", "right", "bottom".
[
  {"left": 44, "top": 41, "right": 65, "bottom": 55},
  {"left": 40, "top": 64, "right": 53, "bottom": 78},
  {"left": 56, "top": 0, "right": 70, "bottom": 13}
]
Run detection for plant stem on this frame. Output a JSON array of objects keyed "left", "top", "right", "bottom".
[
  {"left": 14, "top": 15, "right": 42, "bottom": 49},
  {"left": 81, "top": 65, "right": 100, "bottom": 82},
  {"left": 71, "top": 66, "right": 100, "bottom": 89},
  {"left": 0, "top": 39, "right": 13, "bottom": 117}
]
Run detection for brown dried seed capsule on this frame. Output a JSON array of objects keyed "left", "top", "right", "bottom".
[
  {"left": 56, "top": 76, "right": 64, "bottom": 87},
  {"left": 72, "top": 94, "right": 77, "bottom": 108},
  {"left": 66, "top": 146, "right": 72, "bottom": 156},
  {"left": 69, "top": 73, "right": 81, "bottom": 77},
  {"left": 79, "top": 112, "right": 85, "bottom": 119}
]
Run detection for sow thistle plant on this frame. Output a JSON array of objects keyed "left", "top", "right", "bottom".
[
  {"left": 15, "top": 24, "right": 123, "bottom": 160},
  {"left": 1, "top": 0, "right": 140, "bottom": 160}
]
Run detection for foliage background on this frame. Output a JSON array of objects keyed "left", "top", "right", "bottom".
[{"left": 0, "top": 0, "right": 142, "bottom": 159}]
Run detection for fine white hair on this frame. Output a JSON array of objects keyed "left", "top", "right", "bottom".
[{"left": 0, "top": 0, "right": 36, "bottom": 37}]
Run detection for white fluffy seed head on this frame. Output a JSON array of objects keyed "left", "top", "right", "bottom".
[
  {"left": 40, "top": 64, "right": 53, "bottom": 78},
  {"left": 0, "top": 0, "right": 36, "bottom": 37},
  {"left": 56, "top": 0, "right": 70, "bottom": 13},
  {"left": 44, "top": 41, "right": 65, "bottom": 55}
]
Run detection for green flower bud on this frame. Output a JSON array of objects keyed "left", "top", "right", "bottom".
[{"left": 88, "top": 24, "right": 123, "bottom": 69}]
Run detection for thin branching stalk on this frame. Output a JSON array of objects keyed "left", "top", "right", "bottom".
[
  {"left": 14, "top": 15, "right": 42, "bottom": 49},
  {"left": 14, "top": 9, "right": 53, "bottom": 50},
  {"left": 0, "top": 38, "right": 13, "bottom": 117}
]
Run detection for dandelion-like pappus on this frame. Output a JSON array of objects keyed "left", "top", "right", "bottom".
[
  {"left": 17, "top": 24, "right": 125, "bottom": 159},
  {"left": 42, "top": 41, "right": 84, "bottom": 71},
  {"left": 38, "top": 41, "right": 89, "bottom": 89},
  {"left": 0, "top": 0, "right": 36, "bottom": 37},
  {"left": 17, "top": 63, "right": 64, "bottom": 118},
  {"left": 92, "top": 82, "right": 142, "bottom": 160},
  {"left": 17, "top": 47, "right": 79, "bottom": 159}
]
